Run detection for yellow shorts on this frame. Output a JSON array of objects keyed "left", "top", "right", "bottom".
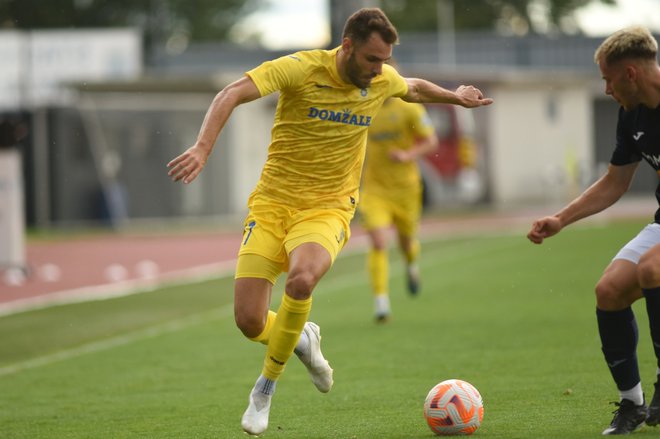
[
  {"left": 235, "top": 199, "right": 353, "bottom": 284},
  {"left": 358, "top": 189, "right": 421, "bottom": 237}
]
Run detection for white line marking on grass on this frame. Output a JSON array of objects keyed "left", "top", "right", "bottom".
[
  {"left": 0, "top": 266, "right": 369, "bottom": 377},
  {"left": 0, "top": 306, "right": 234, "bottom": 377},
  {"left": 0, "top": 227, "right": 539, "bottom": 377}
]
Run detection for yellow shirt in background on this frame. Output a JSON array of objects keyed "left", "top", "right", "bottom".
[
  {"left": 246, "top": 48, "right": 408, "bottom": 210},
  {"left": 361, "top": 98, "right": 435, "bottom": 198}
]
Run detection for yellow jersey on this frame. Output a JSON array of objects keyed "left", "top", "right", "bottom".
[
  {"left": 245, "top": 48, "right": 408, "bottom": 210},
  {"left": 361, "top": 98, "right": 435, "bottom": 197}
]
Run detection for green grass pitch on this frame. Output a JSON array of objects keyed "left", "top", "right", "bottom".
[{"left": 1, "top": 219, "right": 659, "bottom": 438}]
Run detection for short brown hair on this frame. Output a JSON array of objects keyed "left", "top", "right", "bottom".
[
  {"left": 594, "top": 26, "right": 658, "bottom": 65},
  {"left": 342, "top": 8, "right": 398, "bottom": 46}
]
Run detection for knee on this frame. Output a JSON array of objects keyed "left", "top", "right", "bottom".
[
  {"left": 235, "top": 312, "right": 264, "bottom": 339},
  {"left": 637, "top": 252, "right": 660, "bottom": 289},
  {"left": 285, "top": 270, "right": 317, "bottom": 299},
  {"left": 595, "top": 278, "right": 625, "bottom": 310}
]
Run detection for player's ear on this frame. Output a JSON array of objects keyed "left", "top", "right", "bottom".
[{"left": 341, "top": 37, "right": 353, "bottom": 54}]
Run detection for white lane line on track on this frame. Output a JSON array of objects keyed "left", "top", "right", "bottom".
[{"left": 0, "top": 260, "right": 238, "bottom": 317}]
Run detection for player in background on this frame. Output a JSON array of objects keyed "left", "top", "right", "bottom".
[
  {"left": 168, "top": 8, "right": 492, "bottom": 436},
  {"left": 359, "top": 69, "right": 439, "bottom": 321},
  {"left": 527, "top": 26, "right": 660, "bottom": 435}
]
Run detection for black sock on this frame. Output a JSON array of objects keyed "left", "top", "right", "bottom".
[
  {"left": 644, "top": 287, "right": 660, "bottom": 372},
  {"left": 597, "top": 307, "right": 641, "bottom": 391}
]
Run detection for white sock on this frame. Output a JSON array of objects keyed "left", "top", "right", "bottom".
[
  {"left": 254, "top": 375, "right": 276, "bottom": 396},
  {"left": 294, "top": 328, "right": 309, "bottom": 357},
  {"left": 374, "top": 294, "right": 390, "bottom": 316},
  {"left": 620, "top": 382, "right": 644, "bottom": 406}
]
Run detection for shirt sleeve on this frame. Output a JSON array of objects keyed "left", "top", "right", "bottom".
[
  {"left": 383, "top": 64, "right": 408, "bottom": 98},
  {"left": 245, "top": 53, "right": 307, "bottom": 97}
]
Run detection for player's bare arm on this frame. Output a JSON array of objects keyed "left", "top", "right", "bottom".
[
  {"left": 527, "top": 163, "right": 638, "bottom": 244},
  {"left": 389, "top": 132, "right": 438, "bottom": 162},
  {"left": 402, "top": 77, "right": 493, "bottom": 108},
  {"left": 167, "top": 76, "right": 261, "bottom": 184}
]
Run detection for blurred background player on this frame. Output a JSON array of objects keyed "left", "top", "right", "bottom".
[
  {"left": 168, "top": 7, "right": 492, "bottom": 436},
  {"left": 359, "top": 69, "right": 439, "bottom": 322},
  {"left": 527, "top": 26, "right": 660, "bottom": 435}
]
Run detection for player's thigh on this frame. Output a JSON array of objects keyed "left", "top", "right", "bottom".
[
  {"left": 285, "top": 242, "right": 334, "bottom": 298},
  {"left": 286, "top": 208, "right": 352, "bottom": 267},
  {"left": 638, "top": 243, "right": 660, "bottom": 288},
  {"left": 358, "top": 192, "right": 392, "bottom": 231},
  {"left": 613, "top": 223, "right": 660, "bottom": 291},
  {"left": 234, "top": 270, "right": 275, "bottom": 337},
  {"left": 392, "top": 189, "right": 422, "bottom": 238},
  {"left": 237, "top": 207, "right": 287, "bottom": 279},
  {"left": 597, "top": 259, "right": 642, "bottom": 310}
]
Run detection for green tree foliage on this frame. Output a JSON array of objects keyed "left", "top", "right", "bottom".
[
  {"left": 0, "top": 0, "right": 257, "bottom": 41},
  {"left": 381, "top": 0, "right": 616, "bottom": 35},
  {"left": 0, "top": 0, "right": 618, "bottom": 43}
]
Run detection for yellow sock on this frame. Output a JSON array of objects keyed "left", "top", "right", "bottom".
[
  {"left": 405, "top": 239, "right": 420, "bottom": 265},
  {"left": 262, "top": 294, "right": 312, "bottom": 381},
  {"left": 249, "top": 310, "right": 276, "bottom": 345},
  {"left": 368, "top": 248, "right": 388, "bottom": 295}
]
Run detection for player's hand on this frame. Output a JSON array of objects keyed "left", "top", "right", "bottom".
[
  {"left": 167, "top": 144, "right": 209, "bottom": 184},
  {"left": 389, "top": 149, "right": 412, "bottom": 163},
  {"left": 527, "top": 216, "right": 562, "bottom": 244},
  {"left": 456, "top": 85, "right": 493, "bottom": 108}
]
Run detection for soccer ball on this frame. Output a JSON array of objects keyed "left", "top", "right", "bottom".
[{"left": 423, "top": 379, "right": 484, "bottom": 436}]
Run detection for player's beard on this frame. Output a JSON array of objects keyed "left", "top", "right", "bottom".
[{"left": 345, "top": 52, "right": 374, "bottom": 89}]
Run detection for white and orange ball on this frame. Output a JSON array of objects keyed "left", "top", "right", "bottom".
[{"left": 423, "top": 379, "right": 484, "bottom": 436}]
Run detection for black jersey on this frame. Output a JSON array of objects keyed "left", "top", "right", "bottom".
[{"left": 611, "top": 104, "right": 660, "bottom": 222}]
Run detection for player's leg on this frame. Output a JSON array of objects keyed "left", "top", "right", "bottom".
[
  {"left": 284, "top": 242, "right": 335, "bottom": 391},
  {"left": 637, "top": 241, "right": 660, "bottom": 427},
  {"left": 263, "top": 242, "right": 331, "bottom": 385},
  {"left": 283, "top": 209, "right": 350, "bottom": 391},
  {"left": 359, "top": 192, "right": 393, "bottom": 321},
  {"left": 396, "top": 231, "right": 420, "bottom": 295},
  {"left": 235, "top": 256, "right": 281, "bottom": 436},
  {"left": 368, "top": 227, "right": 391, "bottom": 321},
  {"left": 597, "top": 251, "right": 646, "bottom": 434},
  {"left": 393, "top": 189, "right": 422, "bottom": 296},
  {"left": 235, "top": 206, "right": 287, "bottom": 435}
]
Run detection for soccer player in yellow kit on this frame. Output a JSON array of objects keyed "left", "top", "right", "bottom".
[
  {"left": 167, "top": 8, "right": 492, "bottom": 436},
  {"left": 360, "top": 97, "right": 438, "bottom": 321}
]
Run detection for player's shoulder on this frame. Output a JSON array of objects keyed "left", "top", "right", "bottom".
[
  {"left": 617, "top": 105, "right": 649, "bottom": 132},
  {"left": 284, "top": 48, "right": 335, "bottom": 71},
  {"left": 381, "top": 63, "right": 405, "bottom": 82}
]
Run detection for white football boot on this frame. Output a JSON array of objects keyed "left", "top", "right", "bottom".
[
  {"left": 241, "top": 390, "right": 272, "bottom": 435},
  {"left": 298, "top": 322, "right": 334, "bottom": 393}
]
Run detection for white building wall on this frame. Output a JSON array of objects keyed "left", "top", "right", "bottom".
[
  {"left": 0, "top": 29, "right": 141, "bottom": 109},
  {"left": 225, "top": 94, "right": 275, "bottom": 214},
  {"left": 489, "top": 79, "right": 593, "bottom": 205}
]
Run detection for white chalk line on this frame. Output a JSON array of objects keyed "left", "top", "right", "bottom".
[{"left": 0, "top": 235, "right": 514, "bottom": 378}]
